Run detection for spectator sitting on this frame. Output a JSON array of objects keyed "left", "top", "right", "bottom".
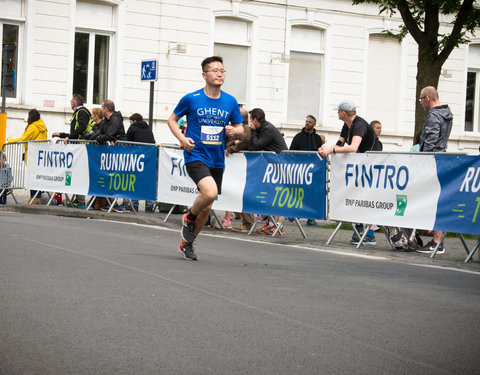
[{"left": 0, "top": 151, "right": 13, "bottom": 204}]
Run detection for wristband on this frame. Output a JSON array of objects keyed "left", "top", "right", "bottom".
[{"left": 332, "top": 146, "right": 336, "bottom": 154}]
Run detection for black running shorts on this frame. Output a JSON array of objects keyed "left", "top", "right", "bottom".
[{"left": 186, "top": 160, "right": 223, "bottom": 194}]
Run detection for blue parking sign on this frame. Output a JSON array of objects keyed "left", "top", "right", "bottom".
[{"left": 141, "top": 60, "right": 158, "bottom": 81}]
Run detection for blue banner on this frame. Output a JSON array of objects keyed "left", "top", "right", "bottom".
[
  {"left": 434, "top": 155, "right": 480, "bottom": 235},
  {"left": 86, "top": 145, "right": 157, "bottom": 200},
  {"left": 242, "top": 153, "right": 327, "bottom": 219}
]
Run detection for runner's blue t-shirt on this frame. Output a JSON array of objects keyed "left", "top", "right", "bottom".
[{"left": 174, "top": 88, "right": 243, "bottom": 168}]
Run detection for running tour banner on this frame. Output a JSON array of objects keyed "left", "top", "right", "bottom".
[{"left": 157, "top": 147, "right": 328, "bottom": 219}]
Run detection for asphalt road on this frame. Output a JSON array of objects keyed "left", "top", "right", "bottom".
[{"left": 1, "top": 211, "right": 479, "bottom": 374}]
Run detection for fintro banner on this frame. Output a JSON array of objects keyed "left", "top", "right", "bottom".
[{"left": 329, "top": 153, "right": 480, "bottom": 235}]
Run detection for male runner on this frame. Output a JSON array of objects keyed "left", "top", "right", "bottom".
[{"left": 167, "top": 56, "right": 244, "bottom": 260}]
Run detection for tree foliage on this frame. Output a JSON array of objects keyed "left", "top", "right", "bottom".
[{"left": 352, "top": 0, "right": 480, "bottom": 136}]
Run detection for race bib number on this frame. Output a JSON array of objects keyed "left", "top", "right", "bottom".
[{"left": 201, "top": 126, "right": 223, "bottom": 145}]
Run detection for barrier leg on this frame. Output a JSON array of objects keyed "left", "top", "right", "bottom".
[
  {"left": 355, "top": 224, "right": 369, "bottom": 249},
  {"left": 164, "top": 204, "right": 176, "bottom": 223},
  {"left": 86, "top": 196, "right": 96, "bottom": 211},
  {"left": 294, "top": 218, "right": 307, "bottom": 239},
  {"left": 430, "top": 232, "right": 447, "bottom": 258},
  {"left": 464, "top": 238, "right": 480, "bottom": 263},
  {"left": 326, "top": 221, "right": 343, "bottom": 245},
  {"left": 10, "top": 190, "right": 17, "bottom": 204},
  {"left": 47, "top": 193, "right": 55, "bottom": 206},
  {"left": 382, "top": 226, "right": 396, "bottom": 250},
  {"left": 106, "top": 198, "right": 116, "bottom": 213},
  {"left": 211, "top": 210, "right": 223, "bottom": 229},
  {"left": 126, "top": 199, "right": 137, "bottom": 214},
  {"left": 459, "top": 234, "right": 472, "bottom": 256},
  {"left": 28, "top": 190, "right": 40, "bottom": 204},
  {"left": 248, "top": 215, "right": 263, "bottom": 236},
  {"left": 271, "top": 217, "right": 284, "bottom": 237}
]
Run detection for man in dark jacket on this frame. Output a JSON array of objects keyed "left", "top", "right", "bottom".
[
  {"left": 96, "top": 100, "right": 126, "bottom": 144},
  {"left": 127, "top": 113, "right": 156, "bottom": 144},
  {"left": 416, "top": 86, "right": 453, "bottom": 255},
  {"left": 289, "top": 114, "right": 324, "bottom": 226},
  {"left": 290, "top": 115, "right": 323, "bottom": 151},
  {"left": 248, "top": 108, "right": 287, "bottom": 153},
  {"left": 52, "top": 94, "right": 91, "bottom": 143},
  {"left": 125, "top": 113, "right": 156, "bottom": 212},
  {"left": 247, "top": 108, "right": 287, "bottom": 235}
]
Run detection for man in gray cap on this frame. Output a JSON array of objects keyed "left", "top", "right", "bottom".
[
  {"left": 319, "top": 100, "right": 377, "bottom": 156},
  {"left": 318, "top": 100, "right": 379, "bottom": 245}
]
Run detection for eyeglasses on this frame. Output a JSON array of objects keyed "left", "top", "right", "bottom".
[
  {"left": 418, "top": 96, "right": 427, "bottom": 102},
  {"left": 205, "top": 69, "right": 226, "bottom": 75}
]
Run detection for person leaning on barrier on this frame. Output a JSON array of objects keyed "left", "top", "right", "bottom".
[
  {"left": 318, "top": 100, "right": 379, "bottom": 246},
  {"left": 52, "top": 94, "right": 92, "bottom": 144},
  {"left": 289, "top": 114, "right": 324, "bottom": 226},
  {"left": 94, "top": 100, "right": 126, "bottom": 145},
  {"left": 8, "top": 109, "right": 48, "bottom": 204},
  {"left": 126, "top": 113, "right": 156, "bottom": 144},
  {"left": 83, "top": 107, "right": 105, "bottom": 140},
  {"left": 415, "top": 86, "right": 453, "bottom": 255},
  {"left": 370, "top": 120, "right": 383, "bottom": 151},
  {"left": 125, "top": 113, "right": 156, "bottom": 213},
  {"left": 290, "top": 115, "right": 324, "bottom": 152},
  {"left": 224, "top": 107, "right": 256, "bottom": 233},
  {"left": 248, "top": 108, "right": 288, "bottom": 235}
]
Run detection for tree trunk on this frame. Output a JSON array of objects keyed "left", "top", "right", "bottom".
[{"left": 414, "top": 49, "right": 442, "bottom": 141}]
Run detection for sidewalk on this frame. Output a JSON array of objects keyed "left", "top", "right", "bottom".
[{"left": 2, "top": 188, "right": 479, "bottom": 272}]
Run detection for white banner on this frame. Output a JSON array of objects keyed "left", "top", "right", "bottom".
[
  {"left": 157, "top": 147, "right": 246, "bottom": 211},
  {"left": 25, "top": 143, "right": 90, "bottom": 195},
  {"left": 329, "top": 153, "right": 440, "bottom": 229}
]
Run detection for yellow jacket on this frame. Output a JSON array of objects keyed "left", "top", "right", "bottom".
[
  {"left": 8, "top": 119, "right": 48, "bottom": 143},
  {"left": 8, "top": 119, "right": 48, "bottom": 163}
]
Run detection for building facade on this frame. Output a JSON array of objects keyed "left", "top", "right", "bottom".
[{"left": 1, "top": 0, "right": 479, "bottom": 152}]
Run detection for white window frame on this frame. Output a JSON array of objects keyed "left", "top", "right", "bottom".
[
  {"left": 465, "top": 69, "right": 480, "bottom": 133},
  {"left": 464, "top": 42, "right": 480, "bottom": 133},
  {"left": 0, "top": 20, "right": 23, "bottom": 104},
  {"left": 211, "top": 10, "right": 258, "bottom": 109},
  {"left": 363, "top": 31, "right": 403, "bottom": 132},
  {"left": 73, "top": 29, "right": 112, "bottom": 106},
  {"left": 283, "top": 20, "right": 330, "bottom": 126}
]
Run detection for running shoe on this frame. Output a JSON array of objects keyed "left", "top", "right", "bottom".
[
  {"left": 416, "top": 240, "right": 445, "bottom": 254},
  {"left": 178, "top": 240, "right": 198, "bottom": 260},
  {"left": 113, "top": 203, "right": 130, "bottom": 213},
  {"left": 221, "top": 218, "right": 232, "bottom": 229},
  {"left": 181, "top": 213, "right": 196, "bottom": 243},
  {"left": 351, "top": 236, "right": 376, "bottom": 246},
  {"left": 256, "top": 224, "right": 271, "bottom": 234},
  {"left": 306, "top": 219, "right": 318, "bottom": 226}
]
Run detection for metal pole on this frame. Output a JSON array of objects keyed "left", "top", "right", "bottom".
[
  {"left": 1, "top": 44, "right": 7, "bottom": 113},
  {"left": 148, "top": 81, "right": 154, "bottom": 127}
]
